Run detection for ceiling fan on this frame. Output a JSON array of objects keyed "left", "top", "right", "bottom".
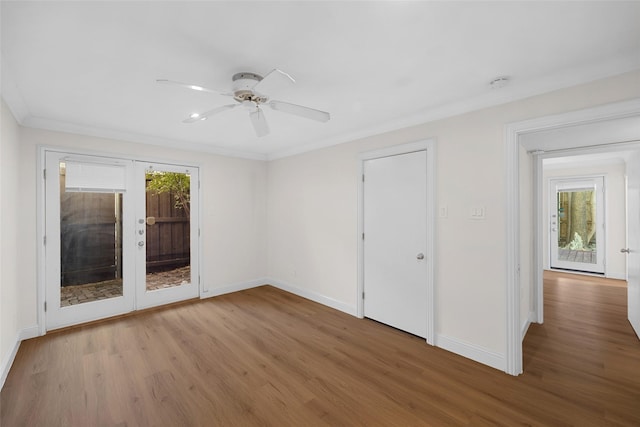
[{"left": 157, "top": 69, "right": 330, "bottom": 137}]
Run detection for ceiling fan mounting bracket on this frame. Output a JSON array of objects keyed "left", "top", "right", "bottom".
[
  {"left": 231, "top": 72, "right": 268, "bottom": 104},
  {"left": 232, "top": 72, "right": 263, "bottom": 82}
]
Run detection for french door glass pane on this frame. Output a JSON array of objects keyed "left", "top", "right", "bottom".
[
  {"left": 59, "top": 162, "right": 124, "bottom": 307},
  {"left": 145, "top": 171, "right": 191, "bottom": 290},
  {"left": 557, "top": 189, "right": 597, "bottom": 265}
]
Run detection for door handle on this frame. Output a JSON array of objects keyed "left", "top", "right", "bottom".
[
  {"left": 138, "top": 241, "right": 145, "bottom": 247},
  {"left": 620, "top": 248, "right": 631, "bottom": 253},
  {"left": 416, "top": 253, "right": 424, "bottom": 260}
]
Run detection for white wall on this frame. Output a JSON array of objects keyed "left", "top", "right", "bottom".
[
  {"left": 1, "top": 98, "right": 21, "bottom": 387},
  {"left": 15, "top": 127, "right": 268, "bottom": 332},
  {"left": 267, "top": 70, "right": 640, "bottom": 363},
  {"left": 542, "top": 162, "right": 628, "bottom": 279}
]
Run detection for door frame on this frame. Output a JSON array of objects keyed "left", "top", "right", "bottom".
[
  {"left": 36, "top": 146, "right": 202, "bottom": 335},
  {"left": 548, "top": 175, "right": 606, "bottom": 274},
  {"left": 356, "top": 139, "right": 436, "bottom": 345},
  {"left": 505, "top": 98, "right": 640, "bottom": 376}
]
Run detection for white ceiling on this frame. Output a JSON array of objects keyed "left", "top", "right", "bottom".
[{"left": 2, "top": 1, "right": 640, "bottom": 160}]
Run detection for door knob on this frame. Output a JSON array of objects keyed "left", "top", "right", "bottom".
[
  {"left": 138, "top": 241, "right": 145, "bottom": 247},
  {"left": 620, "top": 248, "right": 631, "bottom": 253},
  {"left": 416, "top": 253, "right": 424, "bottom": 260}
]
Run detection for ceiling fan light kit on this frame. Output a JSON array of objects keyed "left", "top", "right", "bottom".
[{"left": 158, "top": 69, "right": 330, "bottom": 137}]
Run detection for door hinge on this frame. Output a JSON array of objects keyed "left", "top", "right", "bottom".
[
  {"left": 43, "top": 235, "right": 46, "bottom": 245},
  {"left": 43, "top": 169, "right": 46, "bottom": 180},
  {"left": 362, "top": 233, "right": 365, "bottom": 240},
  {"left": 362, "top": 174, "right": 365, "bottom": 182},
  {"left": 199, "top": 180, "right": 201, "bottom": 189},
  {"left": 44, "top": 301, "right": 47, "bottom": 312},
  {"left": 362, "top": 292, "right": 365, "bottom": 299},
  {"left": 198, "top": 228, "right": 201, "bottom": 237},
  {"left": 199, "top": 275, "right": 201, "bottom": 285}
]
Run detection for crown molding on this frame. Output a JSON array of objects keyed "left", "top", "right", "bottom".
[
  {"left": 22, "top": 116, "right": 268, "bottom": 161},
  {"left": 4, "top": 51, "right": 639, "bottom": 162}
]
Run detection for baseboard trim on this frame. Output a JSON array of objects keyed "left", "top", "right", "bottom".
[
  {"left": 606, "top": 272, "right": 626, "bottom": 281},
  {"left": 267, "top": 278, "right": 357, "bottom": 317},
  {"left": 19, "top": 325, "right": 39, "bottom": 341},
  {"left": 435, "top": 334, "right": 505, "bottom": 372},
  {"left": 1, "top": 334, "right": 20, "bottom": 391},
  {"left": 521, "top": 311, "right": 536, "bottom": 341},
  {"left": 1, "top": 325, "right": 39, "bottom": 390},
  {"left": 201, "top": 278, "right": 268, "bottom": 299}
]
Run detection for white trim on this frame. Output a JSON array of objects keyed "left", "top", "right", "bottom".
[
  {"left": 521, "top": 312, "right": 535, "bottom": 341},
  {"left": 1, "top": 334, "right": 20, "bottom": 390},
  {"left": 268, "top": 278, "right": 357, "bottom": 317},
  {"left": 0, "top": 52, "right": 30, "bottom": 123},
  {"left": 435, "top": 334, "right": 505, "bottom": 372},
  {"left": 25, "top": 116, "right": 268, "bottom": 161},
  {"left": 8, "top": 55, "right": 637, "bottom": 163},
  {"left": 203, "top": 278, "right": 269, "bottom": 298},
  {"left": 18, "top": 326, "right": 39, "bottom": 341},
  {"left": 505, "top": 98, "right": 640, "bottom": 377},
  {"left": 356, "top": 139, "right": 436, "bottom": 345},
  {"left": 1, "top": 326, "right": 39, "bottom": 390},
  {"left": 267, "top": 56, "right": 640, "bottom": 160},
  {"left": 37, "top": 145, "right": 204, "bottom": 333},
  {"left": 504, "top": 123, "right": 521, "bottom": 375},
  {"left": 533, "top": 153, "right": 544, "bottom": 324}
]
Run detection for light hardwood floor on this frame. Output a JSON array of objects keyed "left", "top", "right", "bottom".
[{"left": 2, "top": 272, "right": 639, "bottom": 426}]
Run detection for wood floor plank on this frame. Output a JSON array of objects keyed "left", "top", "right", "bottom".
[{"left": 2, "top": 272, "right": 640, "bottom": 426}]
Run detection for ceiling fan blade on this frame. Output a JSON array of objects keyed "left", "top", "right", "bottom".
[
  {"left": 252, "top": 69, "right": 296, "bottom": 95},
  {"left": 157, "top": 79, "right": 231, "bottom": 96},
  {"left": 269, "top": 100, "right": 330, "bottom": 122},
  {"left": 249, "top": 107, "right": 270, "bottom": 137},
  {"left": 182, "top": 104, "right": 239, "bottom": 123}
]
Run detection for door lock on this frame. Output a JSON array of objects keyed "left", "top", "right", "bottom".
[
  {"left": 416, "top": 253, "right": 425, "bottom": 260},
  {"left": 620, "top": 248, "right": 631, "bottom": 253}
]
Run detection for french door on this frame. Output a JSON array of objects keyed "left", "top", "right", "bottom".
[
  {"left": 44, "top": 151, "right": 199, "bottom": 330},
  {"left": 549, "top": 176, "right": 605, "bottom": 274}
]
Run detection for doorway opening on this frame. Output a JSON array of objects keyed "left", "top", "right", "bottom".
[
  {"left": 548, "top": 175, "right": 605, "bottom": 275},
  {"left": 505, "top": 99, "right": 640, "bottom": 376},
  {"left": 42, "top": 149, "right": 200, "bottom": 331}
]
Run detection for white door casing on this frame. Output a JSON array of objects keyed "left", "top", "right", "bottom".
[
  {"left": 506, "top": 99, "right": 640, "bottom": 376},
  {"left": 626, "top": 150, "right": 640, "bottom": 338},
  {"left": 43, "top": 150, "right": 200, "bottom": 330},
  {"left": 362, "top": 149, "right": 428, "bottom": 338}
]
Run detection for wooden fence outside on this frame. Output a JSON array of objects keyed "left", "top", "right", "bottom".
[{"left": 61, "top": 181, "right": 190, "bottom": 286}]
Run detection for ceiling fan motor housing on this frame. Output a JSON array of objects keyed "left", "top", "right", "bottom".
[{"left": 232, "top": 72, "right": 267, "bottom": 103}]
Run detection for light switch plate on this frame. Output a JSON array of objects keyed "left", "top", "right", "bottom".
[{"left": 470, "top": 206, "right": 486, "bottom": 220}]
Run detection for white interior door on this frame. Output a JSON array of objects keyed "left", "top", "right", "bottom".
[
  {"left": 45, "top": 152, "right": 136, "bottom": 330},
  {"left": 135, "top": 162, "right": 199, "bottom": 309},
  {"left": 626, "top": 151, "right": 640, "bottom": 338},
  {"left": 549, "top": 176, "right": 605, "bottom": 274},
  {"left": 363, "top": 150, "right": 428, "bottom": 338},
  {"left": 45, "top": 152, "right": 200, "bottom": 330}
]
